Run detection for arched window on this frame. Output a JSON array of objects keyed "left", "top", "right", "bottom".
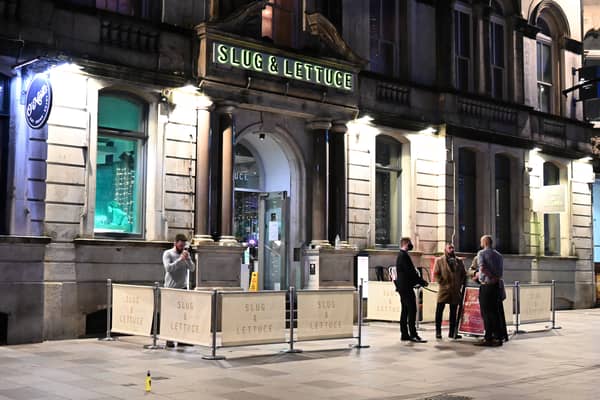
[
  {"left": 94, "top": 93, "right": 146, "bottom": 235},
  {"left": 458, "top": 148, "right": 477, "bottom": 252},
  {"left": 489, "top": 1, "right": 506, "bottom": 98},
  {"left": 495, "top": 154, "right": 511, "bottom": 252},
  {"left": 536, "top": 16, "right": 553, "bottom": 113},
  {"left": 0, "top": 75, "right": 9, "bottom": 234},
  {"left": 375, "top": 135, "right": 402, "bottom": 246},
  {"left": 543, "top": 162, "right": 561, "bottom": 256},
  {"left": 454, "top": 1, "right": 472, "bottom": 91},
  {"left": 533, "top": 3, "right": 571, "bottom": 115}
]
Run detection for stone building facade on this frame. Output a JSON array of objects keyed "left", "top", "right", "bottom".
[{"left": 0, "top": 0, "right": 596, "bottom": 344}]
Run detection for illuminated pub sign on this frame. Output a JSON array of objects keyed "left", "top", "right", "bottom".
[{"left": 213, "top": 42, "right": 355, "bottom": 92}]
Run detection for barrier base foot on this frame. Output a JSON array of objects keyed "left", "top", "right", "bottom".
[
  {"left": 353, "top": 344, "right": 370, "bottom": 349},
  {"left": 514, "top": 330, "right": 527, "bottom": 334},
  {"left": 143, "top": 344, "right": 164, "bottom": 350},
  {"left": 99, "top": 337, "right": 115, "bottom": 341},
  {"left": 283, "top": 349, "right": 303, "bottom": 354},
  {"left": 202, "top": 355, "right": 226, "bottom": 360},
  {"left": 549, "top": 325, "right": 562, "bottom": 330}
]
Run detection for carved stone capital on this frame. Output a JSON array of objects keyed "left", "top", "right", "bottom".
[
  {"left": 306, "top": 119, "right": 332, "bottom": 131},
  {"left": 330, "top": 121, "right": 348, "bottom": 134},
  {"left": 215, "top": 101, "right": 237, "bottom": 115}
]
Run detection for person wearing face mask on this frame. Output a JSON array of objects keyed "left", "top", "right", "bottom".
[
  {"left": 433, "top": 243, "right": 466, "bottom": 339},
  {"left": 394, "top": 237, "right": 429, "bottom": 343}
]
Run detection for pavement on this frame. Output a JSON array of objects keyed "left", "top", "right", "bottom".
[{"left": 0, "top": 308, "right": 598, "bottom": 400}]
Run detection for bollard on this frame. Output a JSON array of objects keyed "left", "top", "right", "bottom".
[
  {"left": 285, "top": 286, "right": 302, "bottom": 353},
  {"left": 100, "top": 278, "right": 115, "bottom": 341},
  {"left": 551, "top": 280, "right": 562, "bottom": 330},
  {"left": 354, "top": 279, "right": 370, "bottom": 349},
  {"left": 203, "top": 289, "right": 225, "bottom": 360},
  {"left": 144, "top": 282, "right": 163, "bottom": 349},
  {"left": 514, "top": 281, "right": 525, "bottom": 334}
]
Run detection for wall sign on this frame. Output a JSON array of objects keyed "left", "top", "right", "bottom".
[
  {"left": 532, "top": 185, "right": 566, "bottom": 213},
  {"left": 25, "top": 74, "right": 53, "bottom": 129},
  {"left": 213, "top": 42, "right": 355, "bottom": 92}
]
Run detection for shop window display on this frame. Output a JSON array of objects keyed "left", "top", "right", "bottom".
[{"left": 94, "top": 94, "right": 145, "bottom": 234}]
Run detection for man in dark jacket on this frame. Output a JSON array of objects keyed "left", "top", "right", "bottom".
[{"left": 394, "top": 237, "right": 429, "bottom": 343}]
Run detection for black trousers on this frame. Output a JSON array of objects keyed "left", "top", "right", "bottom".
[
  {"left": 479, "top": 283, "right": 503, "bottom": 341},
  {"left": 435, "top": 303, "right": 459, "bottom": 336},
  {"left": 399, "top": 290, "right": 417, "bottom": 338}
]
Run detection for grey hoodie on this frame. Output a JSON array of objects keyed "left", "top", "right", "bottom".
[{"left": 162, "top": 248, "right": 196, "bottom": 289}]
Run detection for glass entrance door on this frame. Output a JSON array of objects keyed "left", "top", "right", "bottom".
[{"left": 258, "top": 191, "right": 288, "bottom": 290}]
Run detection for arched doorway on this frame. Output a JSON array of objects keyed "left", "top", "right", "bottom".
[{"left": 234, "top": 127, "right": 303, "bottom": 290}]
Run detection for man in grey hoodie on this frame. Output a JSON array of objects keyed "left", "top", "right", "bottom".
[{"left": 163, "top": 233, "right": 196, "bottom": 289}]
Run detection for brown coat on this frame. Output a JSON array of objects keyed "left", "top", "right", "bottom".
[{"left": 433, "top": 256, "right": 467, "bottom": 304}]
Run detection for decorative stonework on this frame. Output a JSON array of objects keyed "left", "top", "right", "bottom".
[
  {"left": 458, "top": 98, "right": 517, "bottom": 124},
  {"left": 376, "top": 82, "right": 409, "bottom": 106},
  {"left": 100, "top": 19, "right": 159, "bottom": 53}
]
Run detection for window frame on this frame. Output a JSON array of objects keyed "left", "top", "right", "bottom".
[
  {"left": 369, "top": 0, "right": 400, "bottom": 77},
  {"left": 489, "top": 13, "right": 507, "bottom": 99},
  {"left": 374, "top": 135, "right": 402, "bottom": 247},
  {"left": 94, "top": 92, "right": 148, "bottom": 238},
  {"left": 0, "top": 75, "right": 10, "bottom": 235},
  {"left": 453, "top": 2, "right": 473, "bottom": 92},
  {"left": 536, "top": 33, "right": 554, "bottom": 113},
  {"left": 262, "top": 0, "right": 298, "bottom": 48}
]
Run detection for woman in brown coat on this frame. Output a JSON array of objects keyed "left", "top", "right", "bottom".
[{"left": 433, "top": 243, "right": 467, "bottom": 339}]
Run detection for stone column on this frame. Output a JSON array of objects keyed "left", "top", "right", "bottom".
[
  {"left": 307, "top": 119, "right": 332, "bottom": 247},
  {"left": 193, "top": 97, "right": 214, "bottom": 244},
  {"left": 217, "top": 103, "right": 237, "bottom": 245},
  {"left": 329, "top": 121, "right": 347, "bottom": 243}
]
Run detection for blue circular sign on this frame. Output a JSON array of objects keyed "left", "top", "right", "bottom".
[{"left": 25, "top": 74, "right": 53, "bottom": 129}]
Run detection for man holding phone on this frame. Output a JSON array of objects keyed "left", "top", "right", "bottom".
[{"left": 163, "top": 233, "right": 196, "bottom": 289}]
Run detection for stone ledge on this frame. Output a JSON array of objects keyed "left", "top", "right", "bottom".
[
  {"left": 0, "top": 235, "right": 52, "bottom": 244},
  {"left": 74, "top": 238, "right": 170, "bottom": 247}
]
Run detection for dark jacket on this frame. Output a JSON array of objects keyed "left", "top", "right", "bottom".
[{"left": 394, "top": 249, "right": 428, "bottom": 293}]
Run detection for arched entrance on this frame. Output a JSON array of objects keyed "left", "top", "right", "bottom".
[{"left": 233, "top": 126, "right": 305, "bottom": 290}]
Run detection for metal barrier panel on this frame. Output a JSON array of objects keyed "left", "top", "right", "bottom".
[
  {"left": 366, "top": 281, "right": 400, "bottom": 322},
  {"left": 111, "top": 284, "right": 154, "bottom": 336},
  {"left": 420, "top": 283, "right": 449, "bottom": 323},
  {"left": 518, "top": 285, "right": 552, "bottom": 324},
  {"left": 159, "top": 289, "right": 212, "bottom": 346},
  {"left": 221, "top": 291, "right": 286, "bottom": 347},
  {"left": 296, "top": 290, "right": 354, "bottom": 341}
]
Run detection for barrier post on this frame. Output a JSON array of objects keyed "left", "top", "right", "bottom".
[
  {"left": 100, "top": 278, "right": 115, "bottom": 341},
  {"left": 144, "top": 282, "right": 163, "bottom": 349},
  {"left": 514, "top": 281, "right": 525, "bottom": 334},
  {"left": 354, "top": 279, "right": 370, "bottom": 349},
  {"left": 550, "top": 280, "right": 562, "bottom": 330},
  {"left": 285, "top": 286, "right": 302, "bottom": 353},
  {"left": 203, "top": 289, "right": 225, "bottom": 360}
]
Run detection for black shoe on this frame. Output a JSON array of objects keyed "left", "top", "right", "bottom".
[
  {"left": 474, "top": 339, "right": 495, "bottom": 347},
  {"left": 451, "top": 334, "right": 462, "bottom": 340},
  {"left": 166, "top": 341, "right": 175, "bottom": 348},
  {"left": 409, "top": 336, "right": 427, "bottom": 343},
  {"left": 401, "top": 336, "right": 412, "bottom": 341},
  {"left": 435, "top": 333, "right": 442, "bottom": 339}
]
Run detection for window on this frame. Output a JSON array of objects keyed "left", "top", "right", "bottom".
[
  {"left": 64, "top": 0, "right": 158, "bottom": 20},
  {"left": 0, "top": 76, "right": 9, "bottom": 234},
  {"left": 262, "top": 0, "right": 296, "bottom": 47},
  {"left": 495, "top": 154, "right": 511, "bottom": 253},
  {"left": 375, "top": 136, "right": 402, "bottom": 246},
  {"left": 489, "top": 2, "right": 505, "bottom": 98},
  {"left": 234, "top": 144, "right": 260, "bottom": 244},
  {"left": 454, "top": 5, "right": 472, "bottom": 91},
  {"left": 369, "top": 0, "right": 398, "bottom": 76},
  {"left": 458, "top": 148, "right": 477, "bottom": 252},
  {"left": 543, "top": 162, "right": 560, "bottom": 256},
  {"left": 94, "top": 94, "right": 145, "bottom": 235},
  {"left": 316, "top": 0, "right": 342, "bottom": 34},
  {"left": 536, "top": 16, "right": 554, "bottom": 113}
]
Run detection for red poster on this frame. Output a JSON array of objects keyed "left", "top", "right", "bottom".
[{"left": 458, "top": 287, "right": 485, "bottom": 336}]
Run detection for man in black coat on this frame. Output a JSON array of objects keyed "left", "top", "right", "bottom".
[{"left": 394, "top": 237, "right": 429, "bottom": 343}]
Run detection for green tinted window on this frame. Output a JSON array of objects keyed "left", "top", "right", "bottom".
[
  {"left": 98, "top": 95, "right": 144, "bottom": 132},
  {"left": 94, "top": 136, "right": 141, "bottom": 234}
]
